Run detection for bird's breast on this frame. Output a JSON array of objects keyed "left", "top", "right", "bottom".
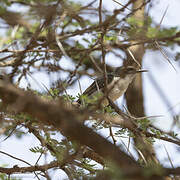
[{"left": 107, "top": 75, "right": 134, "bottom": 101}]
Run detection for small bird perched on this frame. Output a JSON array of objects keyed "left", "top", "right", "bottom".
[{"left": 77, "top": 66, "right": 147, "bottom": 106}]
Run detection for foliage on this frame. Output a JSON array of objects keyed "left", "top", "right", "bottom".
[{"left": 0, "top": 0, "right": 179, "bottom": 180}]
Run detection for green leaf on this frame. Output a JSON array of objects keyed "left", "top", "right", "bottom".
[
  {"left": 30, "top": 146, "right": 44, "bottom": 153},
  {"left": 146, "top": 27, "right": 159, "bottom": 38}
]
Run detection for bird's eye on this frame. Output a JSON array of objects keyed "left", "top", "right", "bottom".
[
  {"left": 125, "top": 67, "right": 136, "bottom": 74},
  {"left": 127, "top": 67, "right": 135, "bottom": 71}
]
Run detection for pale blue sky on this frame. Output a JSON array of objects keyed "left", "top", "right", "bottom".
[{"left": 1, "top": 0, "right": 180, "bottom": 179}]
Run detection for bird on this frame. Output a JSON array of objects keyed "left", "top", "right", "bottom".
[{"left": 77, "top": 66, "right": 147, "bottom": 106}]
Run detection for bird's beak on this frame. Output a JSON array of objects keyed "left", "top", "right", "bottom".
[{"left": 136, "top": 69, "right": 148, "bottom": 73}]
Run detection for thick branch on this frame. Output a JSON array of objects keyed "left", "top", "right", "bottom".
[{"left": 0, "top": 81, "right": 145, "bottom": 179}]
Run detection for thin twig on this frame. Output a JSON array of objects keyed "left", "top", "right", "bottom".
[
  {"left": 155, "top": 41, "right": 177, "bottom": 72},
  {"left": 99, "top": 0, "right": 108, "bottom": 99},
  {"left": 163, "top": 144, "right": 174, "bottom": 169},
  {"left": 89, "top": 55, "right": 103, "bottom": 73},
  {"left": 127, "top": 48, "right": 141, "bottom": 68},
  {"left": 0, "top": 150, "right": 32, "bottom": 166},
  {"left": 109, "top": 127, "right": 116, "bottom": 145},
  {"left": 154, "top": 5, "right": 176, "bottom": 72},
  {"left": 112, "top": 0, "right": 131, "bottom": 11},
  {"left": 119, "top": 138, "right": 135, "bottom": 160}
]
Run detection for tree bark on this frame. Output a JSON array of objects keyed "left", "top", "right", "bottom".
[{"left": 123, "top": 0, "right": 158, "bottom": 164}]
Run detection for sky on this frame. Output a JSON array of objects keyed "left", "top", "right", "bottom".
[{"left": 0, "top": 0, "right": 180, "bottom": 179}]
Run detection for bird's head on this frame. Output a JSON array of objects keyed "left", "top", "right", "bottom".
[{"left": 113, "top": 66, "right": 147, "bottom": 78}]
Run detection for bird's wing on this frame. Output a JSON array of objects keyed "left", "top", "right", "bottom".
[
  {"left": 77, "top": 74, "right": 113, "bottom": 103},
  {"left": 83, "top": 77, "right": 104, "bottom": 96}
]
